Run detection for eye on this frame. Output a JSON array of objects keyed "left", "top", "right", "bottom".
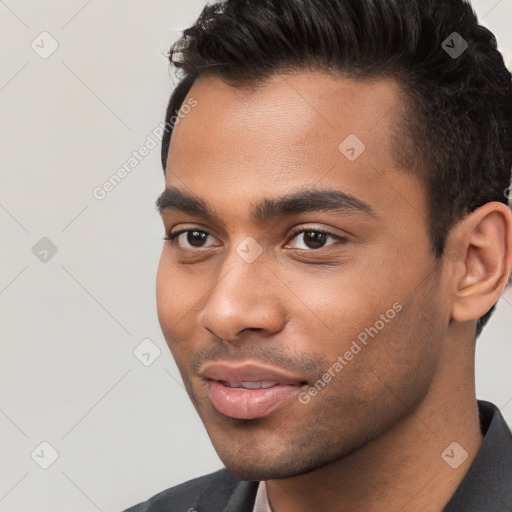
[
  {"left": 286, "top": 228, "right": 345, "bottom": 250},
  {"left": 164, "top": 227, "right": 346, "bottom": 252},
  {"left": 165, "top": 229, "right": 217, "bottom": 250}
]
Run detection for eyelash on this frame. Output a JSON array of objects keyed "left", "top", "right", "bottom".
[{"left": 163, "top": 227, "right": 346, "bottom": 251}]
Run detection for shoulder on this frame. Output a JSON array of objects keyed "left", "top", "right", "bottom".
[{"left": 121, "top": 468, "right": 252, "bottom": 512}]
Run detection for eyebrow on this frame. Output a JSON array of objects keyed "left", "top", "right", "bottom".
[{"left": 156, "top": 186, "right": 376, "bottom": 223}]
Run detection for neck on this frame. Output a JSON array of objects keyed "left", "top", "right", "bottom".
[{"left": 266, "top": 329, "right": 483, "bottom": 512}]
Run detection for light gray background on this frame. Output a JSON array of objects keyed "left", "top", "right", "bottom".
[{"left": 0, "top": 1, "right": 511, "bottom": 511}]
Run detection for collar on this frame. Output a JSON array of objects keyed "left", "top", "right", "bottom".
[{"left": 443, "top": 400, "right": 512, "bottom": 511}]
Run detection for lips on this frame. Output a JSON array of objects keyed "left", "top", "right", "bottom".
[{"left": 201, "top": 363, "right": 307, "bottom": 420}]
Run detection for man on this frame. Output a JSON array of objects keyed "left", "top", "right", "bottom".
[{"left": 124, "top": 0, "right": 512, "bottom": 510}]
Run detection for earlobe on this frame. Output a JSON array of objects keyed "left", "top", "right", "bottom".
[{"left": 449, "top": 202, "right": 512, "bottom": 324}]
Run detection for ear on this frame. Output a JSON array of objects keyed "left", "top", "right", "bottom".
[{"left": 446, "top": 202, "right": 512, "bottom": 325}]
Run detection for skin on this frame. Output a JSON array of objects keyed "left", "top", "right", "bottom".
[{"left": 155, "top": 71, "right": 512, "bottom": 512}]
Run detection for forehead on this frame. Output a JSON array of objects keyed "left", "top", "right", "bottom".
[
  {"left": 171, "top": 71, "right": 402, "bottom": 143},
  {"left": 165, "top": 71, "right": 419, "bottom": 223}
]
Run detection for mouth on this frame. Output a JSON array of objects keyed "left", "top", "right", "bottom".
[
  {"left": 201, "top": 362, "right": 308, "bottom": 420},
  {"left": 217, "top": 380, "right": 284, "bottom": 389}
]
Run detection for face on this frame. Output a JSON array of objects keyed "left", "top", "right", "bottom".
[{"left": 156, "top": 72, "right": 451, "bottom": 480}]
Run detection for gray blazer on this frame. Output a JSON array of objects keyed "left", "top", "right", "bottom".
[{"left": 123, "top": 469, "right": 258, "bottom": 512}]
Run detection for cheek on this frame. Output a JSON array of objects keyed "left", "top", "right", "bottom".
[
  {"left": 155, "top": 254, "right": 195, "bottom": 343},
  {"left": 155, "top": 255, "right": 175, "bottom": 328},
  {"left": 155, "top": 252, "right": 215, "bottom": 364},
  {"left": 281, "top": 263, "right": 398, "bottom": 354},
  {"left": 286, "top": 262, "right": 440, "bottom": 388},
  {"left": 156, "top": 249, "right": 199, "bottom": 313}
]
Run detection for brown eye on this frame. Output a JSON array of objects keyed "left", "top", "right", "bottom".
[
  {"left": 287, "top": 229, "right": 344, "bottom": 251},
  {"left": 167, "top": 229, "right": 214, "bottom": 249},
  {"left": 302, "top": 231, "right": 329, "bottom": 249}
]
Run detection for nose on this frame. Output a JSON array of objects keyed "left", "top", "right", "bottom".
[{"left": 197, "top": 247, "right": 287, "bottom": 342}]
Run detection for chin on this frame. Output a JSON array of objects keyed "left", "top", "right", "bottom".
[
  {"left": 214, "top": 440, "right": 351, "bottom": 482},
  {"left": 221, "top": 461, "right": 319, "bottom": 482}
]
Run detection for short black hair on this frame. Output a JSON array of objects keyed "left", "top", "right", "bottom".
[{"left": 161, "top": 0, "right": 512, "bottom": 337}]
